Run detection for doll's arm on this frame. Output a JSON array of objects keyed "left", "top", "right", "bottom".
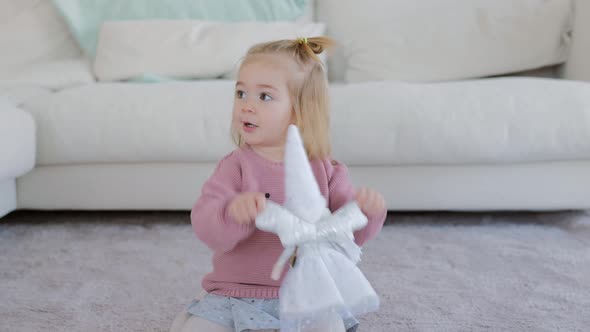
[
  {"left": 328, "top": 162, "right": 386, "bottom": 246},
  {"left": 316, "top": 202, "right": 368, "bottom": 239}
]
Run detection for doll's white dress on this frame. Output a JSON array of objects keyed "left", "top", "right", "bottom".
[{"left": 255, "top": 125, "right": 379, "bottom": 331}]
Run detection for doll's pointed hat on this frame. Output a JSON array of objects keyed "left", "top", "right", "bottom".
[{"left": 283, "top": 125, "right": 326, "bottom": 222}]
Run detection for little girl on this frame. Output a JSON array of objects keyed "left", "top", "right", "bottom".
[{"left": 170, "top": 36, "right": 387, "bottom": 332}]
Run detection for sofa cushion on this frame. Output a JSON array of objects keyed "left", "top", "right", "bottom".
[
  {"left": 23, "top": 81, "right": 236, "bottom": 166},
  {"left": 0, "top": 0, "right": 81, "bottom": 79},
  {"left": 316, "top": 0, "right": 573, "bottom": 82},
  {"left": 94, "top": 20, "right": 325, "bottom": 81},
  {"left": 21, "top": 78, "right": 590, "bottom": 166},
  {"left": 330, "top": 78, "right": 590, "bottom": 166},
  {"left": 563, "top": 0, "right": 590, "bottom": 81}
]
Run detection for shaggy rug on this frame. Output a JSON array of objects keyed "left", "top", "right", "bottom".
[{"left": 1, "top": 210, "right": 589, "bottom": 332}]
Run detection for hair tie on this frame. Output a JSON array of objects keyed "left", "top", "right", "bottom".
[{"left": 298, "top": 37, "right": 308, "bottom": 45}]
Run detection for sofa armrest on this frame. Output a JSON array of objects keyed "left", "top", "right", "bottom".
[
  {"left": 563, "top": 0, "right": 590, "bottom": 81},
  {"left": 0, "top": 100, "right": 36, "bottom": 179}
]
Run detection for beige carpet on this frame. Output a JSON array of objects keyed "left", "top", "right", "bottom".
[{"left": 1, "top": 210, "right": 589, "bottom": 332}]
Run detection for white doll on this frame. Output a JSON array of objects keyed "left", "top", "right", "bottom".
[{"left": 256, "top": 125, "right": 379, "bottom": 331}]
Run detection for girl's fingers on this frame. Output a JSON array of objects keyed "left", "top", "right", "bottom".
[
  {"left": 247, "top": 202, "right": 258, "bottom": 223},
  {"left": 255, "top": 194, "right": 266, "bottom": 213},
  {"left": 239, "top": 203, "right": 251, "bottom": 224}
]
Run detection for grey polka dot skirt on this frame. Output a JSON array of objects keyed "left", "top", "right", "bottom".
[{"left": 186, "top": 293, "right": 359, "bottom": 332}]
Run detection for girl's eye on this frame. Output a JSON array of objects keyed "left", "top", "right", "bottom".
[
  {"left": 236, "top": 90, "right": 245, "bottom": 99},
  {"left": 260, "top": 93, "right": 272, "bottom": 101}
]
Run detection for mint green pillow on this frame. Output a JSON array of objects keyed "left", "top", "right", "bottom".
[{"left": 52, "top": 0, "right": 309, "bottom": 56}]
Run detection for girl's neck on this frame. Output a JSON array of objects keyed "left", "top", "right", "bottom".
[{"left": 249, "top": 145, "right": 285, "bottom": 162}]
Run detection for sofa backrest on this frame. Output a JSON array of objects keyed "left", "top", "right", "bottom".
[
  {"left": 0, "top": 0, "right": 81, "bottom": 77},
  {"left": 315, "top": 0, "right": 574, "bottom": 82},
  {"left": 563, "top": 0, "right": 590, "bottom": 81},
  {"left": 0, "top": 0, "right": 584, "bottom": 84}
]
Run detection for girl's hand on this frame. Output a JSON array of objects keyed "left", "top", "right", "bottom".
[
  {"left": 355, "top": 187, "right": 385, "bottom": 217},
  {"left": 228, "top": 192, "right": 267, "bottom": 225}
]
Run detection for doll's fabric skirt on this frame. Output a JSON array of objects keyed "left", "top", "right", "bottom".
[{"left": 279, "top": 243, "right": 379, "bottom": 330}]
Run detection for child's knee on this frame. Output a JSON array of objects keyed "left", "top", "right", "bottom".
[{"left": 169, "top": 310, "right": 191, "bottom": 332}]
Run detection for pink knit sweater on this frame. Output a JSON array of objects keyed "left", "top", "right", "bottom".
[{"left": 191, "top": 146, "right": 387, "bottom": 299}]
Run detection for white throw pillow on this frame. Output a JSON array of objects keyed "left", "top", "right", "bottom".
[
  {"left": 316, "top": 0, "right": 573, "bottom": 82},
  {"left": 94, "top": 20, "right": 326, "bottom": 81},
  {"left": 0, "top": 0, "right": 81, "bottom": 79}
]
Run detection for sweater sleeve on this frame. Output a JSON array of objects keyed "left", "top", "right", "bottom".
[
  {"left": 327, "top": 161, "right": 387, "bottom": 246},
  {"left": 190, "top": 151, "right": 256, "bottom": 253}
]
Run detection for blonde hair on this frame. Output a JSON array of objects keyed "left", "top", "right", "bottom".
[{"left": 232, "top": 36, "right": 335, "bottom": 160}]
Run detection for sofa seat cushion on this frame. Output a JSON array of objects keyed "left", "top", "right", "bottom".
[
  {"left": 21, "top": 78, "right": 590, "bottom": 166},
  {"left": 23, "top": 81, "right": 236, "bottom": 166},
  {"left": 331, "top": 78, "right": 590, "bottom": 166}
]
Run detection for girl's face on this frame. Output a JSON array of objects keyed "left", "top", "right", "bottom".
[{"left": 233, "top": 55, "right": 295, "bottom": 152}]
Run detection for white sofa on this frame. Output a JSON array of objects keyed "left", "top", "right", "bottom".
[
  {"left": 0, "top": 99, "right": 35, "bottom": 217},
  {"left": 1, "top": 0, "right": 590, "bottom": 218}
]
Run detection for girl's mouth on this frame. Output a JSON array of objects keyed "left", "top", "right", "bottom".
[{"left": 243, "top": 122, "right": 258, "bottom": 132}]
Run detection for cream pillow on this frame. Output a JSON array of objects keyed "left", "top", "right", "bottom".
[{"left": 94, "top": 20, "right": 326, "bottom": 81}]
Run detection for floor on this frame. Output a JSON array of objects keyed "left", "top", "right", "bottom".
[{"left": 1, "top": 210, "right": 589, "bottom": 331}]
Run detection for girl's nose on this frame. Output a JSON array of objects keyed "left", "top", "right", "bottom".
[{"left": 242, "top": 105, "right": 255, "bottom": 113}]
